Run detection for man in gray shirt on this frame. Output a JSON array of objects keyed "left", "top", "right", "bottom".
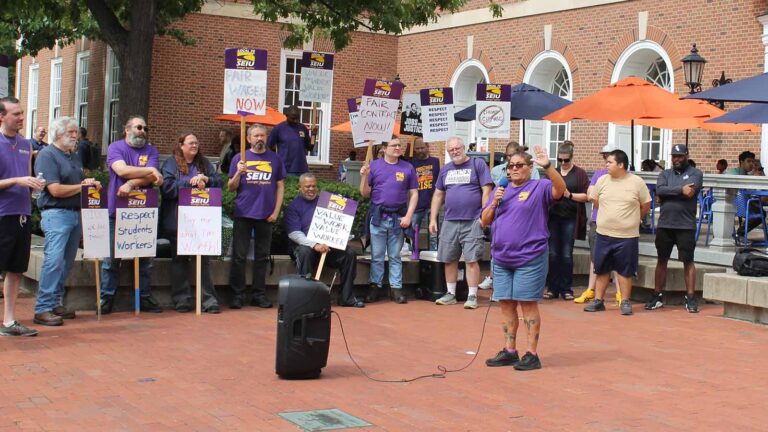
[{"left": 646, "top": 144, "right": 703, "bottom": 313}]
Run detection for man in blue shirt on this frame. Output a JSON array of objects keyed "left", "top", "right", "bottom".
[{"left": 268, "top": 106, "right": 316, "bottom": 176}]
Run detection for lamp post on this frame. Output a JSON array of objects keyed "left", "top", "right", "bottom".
[{"left": 681, "top": 43, "right": 731, "bottom": 109}]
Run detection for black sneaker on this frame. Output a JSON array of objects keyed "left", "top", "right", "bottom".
[
  {"left": 584, "top": 299, "right": 606, "bottom": 312},
  {"left": 230, "top": 297, "right": 243, "bottom": 309},
  {"left": 514, "top": 352, "right": 542, "bottom": 371},
  {"left": 485, "top": 349, "right": 520, "bottom": 367},
  {"left": 645, "top": 292, "right": 664, "bottom": 310},
  {"left": 175, "top": 302, "right": 192, "bottom": 313},
  {"left": 364, "top": 283, "right": 379, "bottom": 303},
  {"left": 204, "top": 305, "right": 221, "bottom": 314},
  {"left": 100, "top": 295, "right": 114, "bottom": 315},
  {"left": 140, "top": 296, "right": 163, "bottom": 313},
  {"left": 250, "top": 296, "right": 273, "bottom": 308},
  {"left": 0, "top": 321, "right": 38, "bottom": 337},
  {"left": 685, "top": 295, "right": 699, "bottom": 313}
]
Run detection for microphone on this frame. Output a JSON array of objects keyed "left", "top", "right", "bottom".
[{"left": 496, "top": 178, "right": 509, "bottom": 206}]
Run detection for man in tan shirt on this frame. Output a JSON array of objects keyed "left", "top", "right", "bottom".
[{"left": 584, "top": 149, "right": 651, "bottom": 315}]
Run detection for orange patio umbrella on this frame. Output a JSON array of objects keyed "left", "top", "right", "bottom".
[{"left": 214, "top": 106, "right": 286, "bottom": 127}]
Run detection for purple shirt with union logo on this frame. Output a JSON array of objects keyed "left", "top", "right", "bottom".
[
  {"left": 0, "top": 133, "right": 33, "bottom": 216},
  {"left": 267, "top": 121, "right": 310, "bottom": 174},
  {"left": 106, "top": 139, "right": 160, "bottom": 217},
  {"left": 486, "top": 179, "right": 554, "bottom": 268},
  {"left": 368, "top": 158, "right": 418, "bottom": 208},
  {"left": 436, "top": 157, "right": 493, "bottom": 221},
  {"left": 411, "top": 156, "right": 440, "bottom": 210},
  {"left": 589, "top": 168, "right": 608, "bottom": 222},
  {"left": 230, "top": 150, "right": 286, "bottom": 219}
]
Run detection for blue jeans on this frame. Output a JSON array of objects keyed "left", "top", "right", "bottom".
[
  {"left": 546, "top": 214, "right": 576, "bottom": 296},
  {"left": 369, "top": 217, "right": 404, "bottom": 288},
  {"left": 409, "top": 209, "right": 438, "bottom": 251},
  {"left": 35, "top": 209, "right": 82, "bottom": 313},
  {"left": 101, "top": 217, "right": 154, "bottom": 298}
]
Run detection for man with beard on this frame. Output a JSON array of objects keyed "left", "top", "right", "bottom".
[
  {"left": 100, "top": 115, "right": 164, "bottom": 314},
  {"left": 227, "top": 124, "right": 286, "bottom": 309},
  {"left": 30, "top": 126, "right": 48, "bottom": 156},
  {"left": 33, "top": 117, "right": 101, "bottom": 325},
  {"left": 268, "top": 105, "right": 315, "bottom": 176},
  {"left": 646, "top": 144, "right": 703, "bottom": 313}
]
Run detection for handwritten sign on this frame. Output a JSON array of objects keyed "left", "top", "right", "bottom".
[
  {"left": 476, "top": 84, "right": 511, "bottom": 139},
  {"left": 177, "top": 188, "right": 222, "bottom": 256},
  {"left": 420, "top": 87, "right": 455, "bottom": 143},
  {"left": 223, "top": 48, "right": 268, "bottom": 115},
  {"left": 114, "top": 189, "right": 158, "bottom": 259},
  {"left": 307, "top": 192, "right": 358, "bottom": 251},
  {"left": 299, "top": 52, "right": 334, "bottom": 104},
  {"left": 399, "top": 93, "right": 422, "bottom": 136},
  {"left": 360, "top": 78, "right": 403, "bottom": 142},
  {"left": 347, "top": 97, "right": 367, "bottom": 148},
  {"left": 80, "top": 185, "right": 110, "bottom": 259},
  {"left": 0, "top": 55, "right": 8, "bottom": 98}
]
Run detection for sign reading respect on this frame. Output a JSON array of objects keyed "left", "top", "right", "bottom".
[
  {"left": 420, "top": 87, "right": 455, "bottom": 143},
  {"left": 114, "top": 189, "right": 159, "bottom": 259}
]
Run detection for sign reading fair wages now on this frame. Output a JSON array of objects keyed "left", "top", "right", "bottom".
[
  {"left": 307, "top": 192, "right": 358, "bottom": 251},
  {"left": 114, "top": 189, "right": 159, "bottom": 259},
  {"left": 476, "top": 84, "right": 511, "bottom": 139},
  {"left": 177, "top": 188, "right": 222, "bottom": 256},
  {"left": 299, "top": 52, "right": 334, "bottom": 104},
  {"left": 223, "top": 48, "right": 268, "bottom": 115},
  {"left": 420, "top": 87, "right": 455, "bottom": 143},
  {"left": 81, "top": 185, "right": 110, "bottom": 259},
  {"left": 360, "top": 78, "right": 403, "bottom": 142}
]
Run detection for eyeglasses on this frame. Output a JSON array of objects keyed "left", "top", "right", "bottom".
[
  {"left": 134, "top": 125, "right": 149, "bottom": 132},
  {"left": 557, "top": 158, "right": 571, "bottom": 163},
  {"left": 184, "top": 141, "right": 199, "bottom": 147},
  {"left": 507, "top": 163, "right": 531, "bottom": 170},
  {"left": 387, "top": 144, "right": 402, "bottom": 148}
]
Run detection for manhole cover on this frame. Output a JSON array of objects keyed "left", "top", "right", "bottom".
[{"left": 278, "top": 409, "right": 371, "bottom": 431}]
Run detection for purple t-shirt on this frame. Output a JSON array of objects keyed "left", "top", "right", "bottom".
[
  {"left": 487, "top": 179, "right": 554, "bottom": 268},
  {"left": 411, "top": 156, "right": 440, "bottom": 210},
  {"left": 267, "top": 121, "right": 310, "bottom": 174},
  {"left": 589, "top": 168, "right": 608, "bottom": 222},
  {"left": 436, "top": 157, "right": 493, "bottom": 221},
  {"left": 106, "top": 140, "right": 160, "bottom": 217},
  {"left": 368, "top": 158, "right": 418, "bottom": 208},
  {"left": 284, "top": 195, "right": 317, "bottom": 235},
  {"left": 230, "top": 150, "right": 286, "bottom": 219},
  {"left": 0, "top": 133, "right": 33, "bottom": 216}
]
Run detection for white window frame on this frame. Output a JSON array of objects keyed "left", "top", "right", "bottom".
[
  {"left": 449, "top": 58, "right": 490, "bottom": 160},
  {"left": 74, "top": 51, "right": 90, "bottom": 128},
  {"left": 278, "top": 48, "right": 332, "bottom": 164},
  {"left": 49, "top": 58, "right": 63, "bottom": 121},
  {"left": 102, "top": 47, "right": 120, "bottom": 148},
  {"left": 26, "top": 63, "right": 39, "bottom": 137}
]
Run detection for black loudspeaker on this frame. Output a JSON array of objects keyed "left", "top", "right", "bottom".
[
  {"left": 275, "top": 274, "right": 332, "bottom": 379},
  {"left": 416, "top": 260, "right": 468, "bottom": 301}
]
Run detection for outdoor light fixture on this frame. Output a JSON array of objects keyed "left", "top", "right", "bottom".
[
  {"left": 681, "top": 43, "right": 731, "bottom": 109},
  {"left": 709, "top": 71, "right": 732, "bottom": 109}
]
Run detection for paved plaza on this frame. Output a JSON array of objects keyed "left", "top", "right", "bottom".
[{"left": 0, "top": 288, "right": 766, "bottom": 431}]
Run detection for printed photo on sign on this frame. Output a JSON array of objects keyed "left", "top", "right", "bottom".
[
  {"left": 420, "top": 87, "right": 455, "bottom": 143},
  {"left": 299, "top": 52, "right": 334, "bottom": 104},
  {"left": 114, "top": 189, "right": 159, "bottom": 259},
  {"left": 399, "top": 93, "right": 422, "bottom": 137},
  {"left": 307, "top": 192, "right": 358, "bottom": 251},
  {"left": 223, "top": 48, "right": 268, "bottom": 115}
]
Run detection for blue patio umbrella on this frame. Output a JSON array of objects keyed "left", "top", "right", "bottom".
[
  {"left": 684, "top": 72, "right": 768, "bottom": 103},
  {"left": 706, "top": 102, "right": 768, "bottom": 124}
]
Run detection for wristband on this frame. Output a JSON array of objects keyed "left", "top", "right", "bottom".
[{"left": 542, "top": 162, "right": 552, "bottom": 170}]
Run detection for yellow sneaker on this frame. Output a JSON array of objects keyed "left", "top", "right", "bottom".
[
  {"left": 615, "top": 291, "right": 622, "bottom": 306},
  {"left": 574, "top": 288, "right": 595, "bottom": 303}
]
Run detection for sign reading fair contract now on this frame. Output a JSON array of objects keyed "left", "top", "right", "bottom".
[
  {"left": 177, "top": 188, "right": 222, "bottom": 256},
  {"left": 307, "top": 192, "right": 358, "bottom": 251},
  {"left": 114, "top": 189, "right": 159, "bottom": 259},
  {"left": 80, "top": 185, "right": 110, "bottom": 259},
  {"left": 360, "top": 78, "right": 404, "bottom": 142},
  {"left": 223, "top": 48, "right": 267, "bottom": 115}
]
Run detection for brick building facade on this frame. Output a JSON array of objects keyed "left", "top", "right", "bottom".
[{"left": 13, "top": 0, "right": 768, "bottom": 176}]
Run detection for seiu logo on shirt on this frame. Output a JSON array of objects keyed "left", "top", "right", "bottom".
[
  {"left": 138, "top": 155, "right": 148, "bottom": 166},
  {"left": 395, "top": 172, "right": 405, "bottom": 182},
  {"left": 298, "top": 131, "right": 305, "bottom": 138},
  {"left": 18, "top": 149, "right": 30, "bottom": 155},
  {"left": 245, "top": 160, "right": 273, "bottom": 182},
  {"left": 445, "top": 169, "right": 471, "bottom": 185},
  {"left": 518, "top": 191, "right": 530, "bottom": 201}
]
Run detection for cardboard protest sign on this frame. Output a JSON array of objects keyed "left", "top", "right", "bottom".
[
  {"left": 399, "top": 93, "right": 423, "bottom": 136},
  {"left": 80, "top": 185, "right": 110, "bottom": 259},
  {"left": 360, "top": 78, "right": 404, "bottom": 142},
  {"left": 114, "top": 189, "right": 159, "bottom": 259},
  {"left": 0, "top": 55, "right": 8, "bottom": 98},
  {"left": 307, "top": 191, "right": 358, "bottom": 251},
  {"left": 299, "top": 52, "right": 334, "bottom": 104},
  {"left": 177, "top": 188, "right": 222, "bottom": 256},
  {"left": 475, "top": 84, "right": 511, "bottom": 139},
  {"left": 347, "top": 97, "right": 367, "bottom": 148},
  {"left": 223, "top": 48, "right": 268, "bottom": 115},
  {"left": 420, "top": 87, "right": 455, "bottom": 143}
]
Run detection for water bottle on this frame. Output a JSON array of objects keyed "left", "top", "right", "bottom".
[{"left": 31, "top": 172, "right": 45, "bottom": 199}]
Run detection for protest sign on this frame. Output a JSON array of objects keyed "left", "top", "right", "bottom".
[
  {"left": 420, "top": 88, "right": 455, "bottom": 143},
  {"left": 347, "top": 97, "right": 367, "bottom": 148},
  {"left": 307, "top": 192, "right": 358, "bottom": 251},
  {"left": 177, "top": 188, "right": 222, "bottom": 256},
  {"left": 114, "top": 189, "right": 159, "bottom": 259},
  {"left": 0, "top": 55, "right": 8, "bottom": 98},
  {"left": 299, "top": 52, "right": 334, "bottom": 104},
  {"left": 81, "top": 185, "right": 110, "bottom": 259},
  {"left": 399, "top": 93, "right": 423, "bottom": 136},
  {"left": 223, "top": 48, "right": 268, "bottom": 115},
  {"left": 360, "top": 78, "right": 403, "bottom": 142},
  {"left": 475, "top": 84, "right": 511, "bottom": 139}
]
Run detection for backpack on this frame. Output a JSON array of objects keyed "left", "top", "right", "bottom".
[{"left": 732, "top": 248, "right": 768, "bottom": 276}]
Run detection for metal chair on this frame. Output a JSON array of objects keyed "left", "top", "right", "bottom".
[
  {"left": 695, "top": 188, "right": 715, "bottom": 246},
  {"left": 733, "top": 189, "right": 768, "bottom": 246}
]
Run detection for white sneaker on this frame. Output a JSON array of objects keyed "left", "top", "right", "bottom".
[
  {"left": 400, "top": 242, "right": 411, "bottom": 256},
  {"left": 478, "top": 276, "right": 493, "bottom": 290},
  {"left": 435, "top": 293, "right": 457, "bottom": 305},
  {"left": 464, "top": 295, "right": 479, "bottom": 309}
]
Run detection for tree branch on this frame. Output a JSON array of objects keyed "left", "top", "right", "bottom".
[{"left": 84, "top": 0, "right": 128, "bottom": 53}]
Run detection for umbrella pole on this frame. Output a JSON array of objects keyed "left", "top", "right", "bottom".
[
  {"left": 522, "top": 120, "right": 526, "bottom": 146},
  {"left": 240, "top": 115, "right": 246, "bottom": 156},
  {"left": 630, "top": 119, "right": 635, "bottom": 170},
  {"left": 686, "top": 129, "right": 689, "bottom": 146}
]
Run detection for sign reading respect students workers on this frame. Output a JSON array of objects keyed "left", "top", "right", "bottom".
[
  {"left": 223, "top": 48, "right": 268, "bottom": 115},
  {"left": 360, "top": 78, "right": 404, "bottom": 142},
  {"left": 399, "top": 93, "right": 423, "bottom": 137},
  {"left": 177, "top": 188, "right": 222, "bottom": 256},
  {"left": 347, "top": 97, "right": 367, "bottom": 148},
  {"left": 420, "top": 87, "right": 455, "bottom": 143},
  {"left": 114, "top": 189, "right": 159, "bottom": 259},
  {"left": 81, "top": 185, "right": 110, "bottom": 259},
  {"left": 307, "top": 191, "right": 359, "bottom": 251},
  {"left": 476, "top": 83, "right": 511, "bottom": 139},
  {"left": 299, "top": 52, "right": 334, "bottom": 104}
]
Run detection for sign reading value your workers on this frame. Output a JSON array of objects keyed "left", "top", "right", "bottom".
[
  {"left": 475, "top": 84, "right": 511, "bottom": 139},
  {"left": 299, "top": 51, "right": 334, "bottom": 104},
  {"left": 347, "top": 97, "right": 367, "bottom": 148},
  {"left": 420, "top": 87, "right": 455, "bottom": 143},
  {"left": 307, "top": 192, "right": 358, "bottom": 251},
  {"left": 360, "top": 78, "right": 404, "bottom": 142},
  {"left": 223, "top": 48, "right": 268, "bottom": 115},
  {"left": 114, "top": 189, "right": 159, "bottom": 259},
  {"left": 80, "top": 185, "right": 110, "bottom": 259},
  {"left": 177, "top": 188, "right": 222, "bottom": 256}
]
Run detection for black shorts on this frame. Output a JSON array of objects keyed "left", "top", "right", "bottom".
[
  {"left": 592, "top": 233, "right": 638, "bottom": 277},
  {"left": 0, "top": 215, "right": 32, "bottom": 273},
  {"left": 655, "top": 227, "right": 696, "bottom": 263}
]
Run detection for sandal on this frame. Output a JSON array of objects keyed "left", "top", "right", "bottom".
[
  {"left": 563, "top": 293, "right": 575, "bottom": 301},
  {"left": 543, "top": 292, "right": 556, "bottom": 300}
]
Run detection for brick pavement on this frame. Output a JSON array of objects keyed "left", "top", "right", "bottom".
[{"left": 0, "top": 289, "right": 766, "bottom": 431}]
